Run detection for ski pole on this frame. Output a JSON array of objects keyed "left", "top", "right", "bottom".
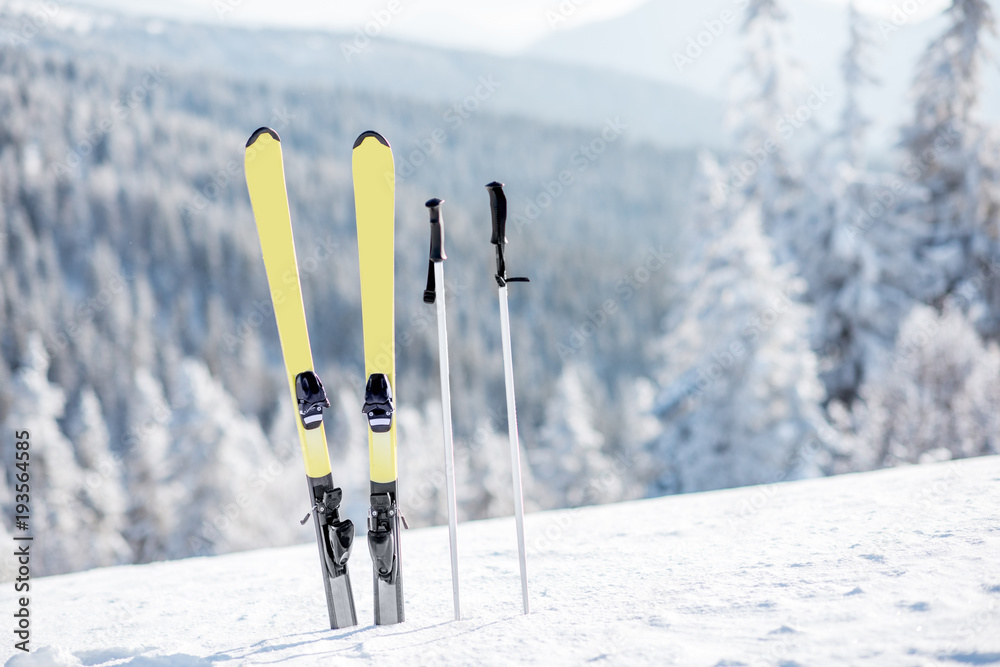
[
  {"left": 486, "top": 181, "right": 530, "bottom": 615},
  {"left": 424, "top": 197, "right": 461, "bottom": 621}
]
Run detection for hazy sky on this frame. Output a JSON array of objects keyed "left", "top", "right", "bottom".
[{"left": 80, "top": 0, "right": 952, "bottom": 54}]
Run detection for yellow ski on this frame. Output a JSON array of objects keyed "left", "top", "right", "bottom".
[
  {"left": 245, "top": 127, "right": 357, "bottom": 629},
  {"left": 352, "top": 130, "right": 403, "bottom": 625}
]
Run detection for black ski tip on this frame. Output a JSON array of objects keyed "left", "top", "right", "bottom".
[
  {"left": 425, "top": 198, "right": 444, "bottom": 208},
  {"left": 354, "top": 130, "right": 390, "bottom": 149},
  {"left": 246, "top": 126, "right": 280, "bottom": 148},
  {"left": 486, "top": 181, "right": 504, "bottom": 190}
]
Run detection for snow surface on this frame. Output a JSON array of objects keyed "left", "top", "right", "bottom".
[{"left": 4, "top": 457, "right": 999, "bottom": 666}]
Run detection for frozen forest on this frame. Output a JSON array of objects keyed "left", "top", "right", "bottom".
[{"left": 0, "top": 0, "right": 998, "bottom": 578}]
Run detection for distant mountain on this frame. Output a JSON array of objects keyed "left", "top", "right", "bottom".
[
  {"left": 26, "top": 1, "right": 725, "bottom": 149},
  {"left": 64, "top": 0, "right": 1000, "bottom": 152},
  {"left": 526, "top": 0, "right": 1000, "bottom": 151}
]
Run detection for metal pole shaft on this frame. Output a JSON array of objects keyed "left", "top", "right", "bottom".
[
  {"left": 434, "top": 261, "right": 461, "bottom": 621},
  {"left": 498, "top": 284, "right": 529, "bottom": 615}
]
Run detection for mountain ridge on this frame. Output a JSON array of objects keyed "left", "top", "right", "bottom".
[{"left": 6, "top": 0, "right": 725, "bottom": 149}]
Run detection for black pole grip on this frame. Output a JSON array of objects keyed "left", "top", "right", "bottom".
[
  {"left": 426, "top": 198, "right": 446, "bottom": 262},
  {"left": 486, "top": 181, "right": 506, "bottom": 246}
]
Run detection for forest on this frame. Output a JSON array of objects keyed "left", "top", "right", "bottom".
[{"left": 1, "top": 0, "right": 998, "bottom": 577}]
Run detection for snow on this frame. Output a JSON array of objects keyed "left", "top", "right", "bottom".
[{"left": 4, "top": 456, "right": 999, "bottom": 666}]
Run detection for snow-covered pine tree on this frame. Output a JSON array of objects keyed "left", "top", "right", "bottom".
[
  {"left": 649, "top": 156, "right": 830, "bottom": 494},
  {"left": 165, "top": 359, "right": 298, "bottom": 558},
  {"left": 531, "top": 362, "right": 627, "bottom": 508},
  {"left": 793, "top": 3, "right": 914, "bottom": 406},
  {"left": 455, "top": 416, "right": 537, "bottom": 521},
  {"left": 123, "top": 368, "right": 174, "bottom": 563},
  {"left": 841, "top": 2, "right": 876, "bottom": 172},
  {"left": 899, "top": 0, "right": 1000, "bottom": 334},
  {"left": 846, "top": 0, "right": 1000, "bottom": 472},
  {"left": 726, "top": 0, "right": 803, "bottom": 255},
  {"left": 2, "top": 333, "right": 89, "bottom": 574},
  {"left": 646, "top": 0, "right": 835, "bottom": 495},
  {"left": 65, "top": 386, "right": 130, "bottom": 568},
  {"left": 855, "top": 304, "right": 1000, "bottom": 467},
  {"left": 398, "top": 401, "right": 450, "bottom": 526}
]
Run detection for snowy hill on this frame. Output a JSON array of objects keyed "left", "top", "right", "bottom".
[
  {"left": 14, "top": 1, "right": 723, "bottom": 148},
  {"left": 4, "top": 456, "right": 999, "bottom": 666},
  {"left": 527, "top": 0, "right": 1000, "bottom": 151}
]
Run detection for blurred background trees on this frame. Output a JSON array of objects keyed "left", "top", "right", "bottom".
[{"left": 0, "top": 0, "right": 997, "bottom": 576}]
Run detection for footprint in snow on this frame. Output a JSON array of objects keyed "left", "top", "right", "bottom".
[{"left": 941, "top": 651, "right": 1000, "bottom": 664}]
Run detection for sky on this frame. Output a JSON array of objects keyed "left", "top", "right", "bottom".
[{"left": 74, "top": 0, "right": 952, "bottom": 55}]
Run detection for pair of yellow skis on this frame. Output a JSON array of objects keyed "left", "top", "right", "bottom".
[{"left": 244, "top": 128, "right": 400, "bottom": 628}]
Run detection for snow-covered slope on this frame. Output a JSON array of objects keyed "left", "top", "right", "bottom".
[{"left": 4, "top": 456, "right": 999, "bottom": 666}]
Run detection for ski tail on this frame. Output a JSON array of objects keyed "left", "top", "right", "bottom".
[
  {"left": 368, "top": 481, "right": 404, "bottom": 624},
  {"left": 353, "top": 130, "right": 404, "bottom": 625},
  {"left": 245, "top": 127, "right": 357, "bottom": 629},
  {"left": 307, "top": 473, "right": 357, "bottom": 628}
]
